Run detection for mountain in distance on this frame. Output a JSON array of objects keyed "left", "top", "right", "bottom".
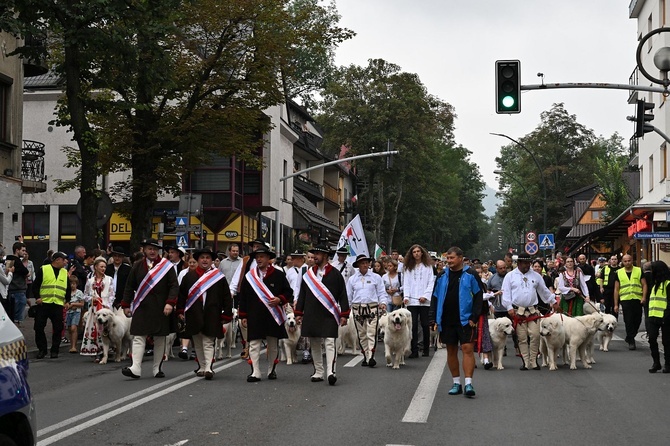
[{"left": 482, "top": 184, "right": 500, "bottom": 217}]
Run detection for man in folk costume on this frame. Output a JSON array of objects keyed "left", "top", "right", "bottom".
[
  {"left": 228, "top": 238, "right": 267, "bottom": 360},
  {"left": 346, "top": 254, "right": 387, "bottom": 367},
  {"left": 239, "top": 247, "right": 293, "bottom": 382},
  {"left": 295, "top": 245, "right": 350, "bottom": 385},
  {"left": 177, "top": 247, "right": 233, "bottom": 380},
  {"left": 121, "top": 239, "right": 179, "bottom": 379},
  {"left": 330, "top": 246, "right": 355, "bottom": 283}
]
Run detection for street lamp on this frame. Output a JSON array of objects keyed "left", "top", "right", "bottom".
[
  {"left": 491, "top": 133, "right": 547, "bottom": 236},
  {"left": 493, "top": 169, "right": 534, "bottom": 222}
]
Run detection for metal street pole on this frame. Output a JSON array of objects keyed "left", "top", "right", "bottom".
[
  {"left": 494, "top": 170, "right": 534, "bottom": 224},
  {"left": 274, "top": 150, "right": 399, "bottom": 256},
  {"left": 491, "top": 133, "right": 547, "bottom": 236}
]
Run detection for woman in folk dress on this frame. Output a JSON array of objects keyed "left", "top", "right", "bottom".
[{"left": 80, "top": 257, "right": 115, "bottom": 361}]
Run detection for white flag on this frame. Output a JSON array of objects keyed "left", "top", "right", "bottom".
[{"left": 336, "top": 214, "right": 369, "bottom": 265}]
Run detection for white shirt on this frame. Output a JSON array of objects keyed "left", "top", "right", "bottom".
[
  {"left": 501, "top": 268, "right": 555, "bottom": 311},
  {"left": 347, "top": 270, "right": 387, "bottom": 305},
  {"left": 402, "top": 263, "right": 435, "bottom": 306},
  {"left": 178, "top": 268, "right": 190, "bottom": 285},
  {"left": 286, "top": 265, "right": 307, "bottom": 299},
  {"left": 229, "top": 259, "right": 257, "bottom": 295},
  {"left": 330, "top": 258, "right": 355, "bottom": 283}
]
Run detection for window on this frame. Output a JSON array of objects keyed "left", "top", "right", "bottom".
[
  {"left": 649, "top": 154, "right": 654, "bottom": 191},
  {"left": 0, "top": 82, "right": 7, "bottom": 142},
  {"left": 591, "top": 211, "right": 601, "bottom": 221},
  {"left": 59, "top": 213, "right": 78, "bottom": 237},
  {"left": 191, "top": 170, "right": 231, "bottom": 191},
  {"left": 22, "top": 212, "right": 49, "bottom": 237},
  {"left": 662, "top": 143, "right": 668, "bottom": 181}
]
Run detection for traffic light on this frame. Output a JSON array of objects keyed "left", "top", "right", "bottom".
[
  {"left": 495, "top": 60, "right": 521, "bottom": 114},
  {"left": 635, "top": 99, "right": 655, "bottom": 138}
]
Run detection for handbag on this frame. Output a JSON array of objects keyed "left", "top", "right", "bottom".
[{"left": 562, "top": 291, "right": 576, "bottom": 301}]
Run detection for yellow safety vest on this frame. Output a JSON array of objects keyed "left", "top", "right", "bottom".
[
  {"left": 617, "top": 266, "right": 643, "bottom": 301},
  {"left": 40, "top": 265, "right": 68, "bottom": 305},
  {"left": 649, "top": 280, "right": 669, "bottom": 318},
  {"left": 597, "top": 266, "right": 615, "bottom": 287}
]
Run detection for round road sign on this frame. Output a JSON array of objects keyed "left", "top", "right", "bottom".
[{"left": 525, "top": 242, "right": 539, "bottom": 255}]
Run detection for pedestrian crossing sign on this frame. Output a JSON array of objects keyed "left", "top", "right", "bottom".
[
  {"left": 176, "top": 217, "right": 188, "bottom": 226},
  {"left": 539, "top": 234, "right": 555, "bottom": 250},
  {"left": 177, "top": 234, "right": 188, "bottom": 247}
]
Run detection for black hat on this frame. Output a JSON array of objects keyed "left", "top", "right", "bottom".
[
  {"left": 335, "top": 246, "right": 349, "bottom": 255},
  {"left": 193, "top": 247, "right": 215, "bottom": 260},
  {"left": 251, "top": 246, "right": 276, "bottom": 260},
  {"left": 516, "top": 253, "right": 533, "bottom": 262},
  {"left": 248, "top": 238, "right": 266, "bottom": 248},
  {"left": 51, "top": 251, "right": 68, "bottom": 261},
  {"left": 110, "top": 246, "right": 126, "bottom": 256},
  {"left": 291, "top": 250, "right": 305, "bottom": 257},
  {"left": 309, "top": 244, "right": 332, "bottom": 255},
  {"left": 140, "top": 238, "right": 163, "bottom": 249},
  {"left": 352, "top": 254, "right": 374, "bottom": 268}
]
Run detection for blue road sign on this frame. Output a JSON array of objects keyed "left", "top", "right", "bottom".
[
  {"left": 176, "top": 233, "right": 188, "bottom": 247},
  {"left": 176, "top": 217, "right": 188, "bottom": 227},
  {"left": 633, "top": 232, "right": 670, "bottom": 239},
  {"left": 539, "top": 234, "right": 555, "bottom": 250},
  {"left": 525, "top": 241, "right": 539, "bottom": 255}
]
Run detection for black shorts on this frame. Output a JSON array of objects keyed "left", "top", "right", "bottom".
[{"left": 440, "top": 324, "right": 476, "bottom": 346}]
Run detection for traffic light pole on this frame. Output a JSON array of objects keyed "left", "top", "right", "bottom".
[{"left": 519, "top": 82, "right": 666, "bottom": 94}]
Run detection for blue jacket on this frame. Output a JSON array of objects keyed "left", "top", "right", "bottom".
[{"left": 431, "top": 266, "right": 482, "bottom": 330}]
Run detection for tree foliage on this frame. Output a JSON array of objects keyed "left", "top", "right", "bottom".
[
  {"left": 317, "top": 59, "right": 486, "bottom": 253},
  {"left": 495, "top": 103, "right": 629, "bottom": 237}
]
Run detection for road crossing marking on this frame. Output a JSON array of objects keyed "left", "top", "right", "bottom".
[
  {"left": 344, "top": 354, "right": 365, "bottom": 367},
  {"left": 401, "top": 349, "right": 446, "bottom": 423},
  {"left": 37, "top": 356, "right": 247, "bottom": 445}
]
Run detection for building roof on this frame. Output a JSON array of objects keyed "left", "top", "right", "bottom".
[
  {"left": 24, "top": 71, "right": 62, "bottom": 89},
  {"left": 292, "top": 192, "right": 339, "bottom": 232}
]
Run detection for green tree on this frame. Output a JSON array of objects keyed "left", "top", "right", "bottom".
[
  {"left": 593, "top": 135, "right": 635, "bottom": 223},
  {"left": 318, "top": 59, "right": 485, "bottom": 252}
]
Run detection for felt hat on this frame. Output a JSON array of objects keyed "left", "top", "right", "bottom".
[
  {"left": 140, "top": 238, "right": 163, "bottom": 249},
  {"left": 251, "top": 246, "right": 276, "bottom": 260},
  {"left": 309, "top": 244, "right": 332, "bottom": 255},
  {"left": 352, "top": 254, "right": 374, "bottom": 268},
  {"left": 193, "top": 247, "right": 215, "bottom": 260}
]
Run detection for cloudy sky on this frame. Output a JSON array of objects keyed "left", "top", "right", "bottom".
[{"left": 332, "top": 1, "right": 639, "bottom": 188}]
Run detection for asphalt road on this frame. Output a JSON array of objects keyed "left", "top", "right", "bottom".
[{"left": 29, "top": 325, "right": 670, "bottom": 446}]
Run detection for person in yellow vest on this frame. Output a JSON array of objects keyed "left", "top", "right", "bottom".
[
  {"left": 647, "top": 261, "right": 670, "bottom": 373},
  {"left": 613, "top": 254, "right": 648, "bottom": 350},
  {"left": 33, "top": 251, "right": 71, "bottom": 359}
]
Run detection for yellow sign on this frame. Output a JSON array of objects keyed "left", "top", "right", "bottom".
[{"left": 218, "top": 215, "right": 242, "bottom": 241}]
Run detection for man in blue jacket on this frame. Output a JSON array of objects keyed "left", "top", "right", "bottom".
[{"left": 430, "top": 246, "right": 482, "bottom": 398}]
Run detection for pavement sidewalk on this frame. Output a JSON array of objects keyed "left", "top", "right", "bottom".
[{"left": 18, "top": 317, "right": 73, "bottom": 360}]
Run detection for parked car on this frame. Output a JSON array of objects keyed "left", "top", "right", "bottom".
[{"left": 0, "top": 304, "right": 36, "bottom": 446}]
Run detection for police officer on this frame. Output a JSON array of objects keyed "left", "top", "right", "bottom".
[{"left": 33, "top": 252, "right": 71, "bottom": 359}]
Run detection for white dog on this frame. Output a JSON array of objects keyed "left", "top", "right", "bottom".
[
  {"left": 596, "top": 313, "right": 618, "bottom": 352},
  {"left": 562, "top": 312, "right": 603, "bottom": 369},
  {"left": 337, "top": 313, "right": 358, "bottom": 355},
  {"left": 383, "top": 308, "right": 412, "bottom": 369},
  {"left": 216, "top": 308, "right": 238, "bottom": 359},
  {"left": 539, "top": 313, "right": 566, "bottom": 371},
  {"left": 283, "top": 312, "right": 301, "bottom": 365},
  {"left": 489, "top": 318, "right": 514, "bottom": 370},
  {"left": 96, "top": 307, "right": 132, "bottom": 364}
]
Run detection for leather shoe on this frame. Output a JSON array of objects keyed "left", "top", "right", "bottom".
[
  {"left": 422, "top": 351, "right": 430, "bottom": 357},
  {"left": 649, "top": 363, "right": 662, "bottom": 373},
  {"left": 36, "top": 351, "right": 47, "bottom": 359},
  {"left": 178, "top": 349, "right": 188, "bottom": 360},
  {"left": 663, "top": 366, "right": 670, "bottom": 374},
  {"left": 154, "top": 371, "right": 165, "bottom": 378},
  {"left": 519, "top": 365, "right": 528, "bottom": 371},
  {"left": 532, "top": 365, "right": 541, "bottom": 370},
  {"left": 50, "top": 352, "right": 59, "bottom": 359},
  {"left": 328, "top": 374, "right": 337, "bottom": 386},
  {"left": 195, "top": 370, "right": 205, "bottom": 377},
  {"left": 268, "top": 371, "right": 277, "bottom": 380},
  {"left": 311, "top": 376, "right": 324, "bottom": 382},
  {"left": 408, "top": 352, "right": 419, "bottom": 359},
  {"left": 204, "top": 371, "right": 214, "bottom": 380},
  {"left": 122, "top": 367, "right": 140, "bottom": 379},
  {"left": 484, "top": 362, "right": 493, "bottom": 370},
  {"left": 247, "top": 375, "right": 261, "bottom": 382},
  {"left": 368, "top": 358, "right": 376, "bottom": 368},
  {"left": 361, "top": 359, "right": 368, "bottom": 367},
  {"left": 628, "top": 342, "right": 636, "bottom": 350}
]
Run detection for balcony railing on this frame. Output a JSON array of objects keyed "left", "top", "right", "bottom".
[
  {"left": 629, "top": 136, "right": 639, "bottom": 167},
  {"left": 323, "top": 182, "right": 339, "bottom": 205},
  {"left": 22, "top": 140, "right": 47, "bottom": 192},
  {"left": 628, "top": 66, "right": 639, "bottom": 104},
  {"left": 294, "top": 174, "right": 323, "bottom": 201}
]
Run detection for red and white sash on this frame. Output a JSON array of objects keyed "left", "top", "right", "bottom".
[
  {"left": 130, "top": 258, "right": 172, "bottom": 315},
  {"left": 303, "top": 267, "right": 341, "bottom": 324},
  {"left": 185, "top": 267, "right": 225, "bottom": 312},
  {"left": 245, "top": 267, "right": 286, "bottom": 326}
]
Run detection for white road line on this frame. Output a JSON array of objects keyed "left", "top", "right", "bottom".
[
  {"left": 402, "top": 349, "right": 446, "bottom": 424},
  {"left": 344, "top": 354, "right": 365, "bottom": 367},
  {"left": 37, "top": 358, "right": 243, "bottom": 445}
]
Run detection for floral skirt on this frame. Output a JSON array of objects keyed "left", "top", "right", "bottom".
[
  {"left": 80, "top": 305, "right": 101, "bottom": 356},
  {"left": 475, "top": 314, "right": 493, "bottom": 354}
]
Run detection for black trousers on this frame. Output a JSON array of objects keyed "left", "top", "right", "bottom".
[
  {"left": 409, "top": 306, "right": 430, "bottom": 354},
  {"left": 34, "top": 302, "right": 64, "bottom": 354},
  {"left": 647, "top": 315, "right": 670, "bottom": 365},
  {"left": 620, "top": 299, "right": 643, "bottom": 344}
]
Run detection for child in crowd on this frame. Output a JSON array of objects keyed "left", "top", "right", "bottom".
[{"left": 65, "top": 276, "right": 85, "bottom": 353}]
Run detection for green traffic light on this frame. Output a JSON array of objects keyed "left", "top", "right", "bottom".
[{"left": 502, "top": 95, "right": 515, "bottom": 108}]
